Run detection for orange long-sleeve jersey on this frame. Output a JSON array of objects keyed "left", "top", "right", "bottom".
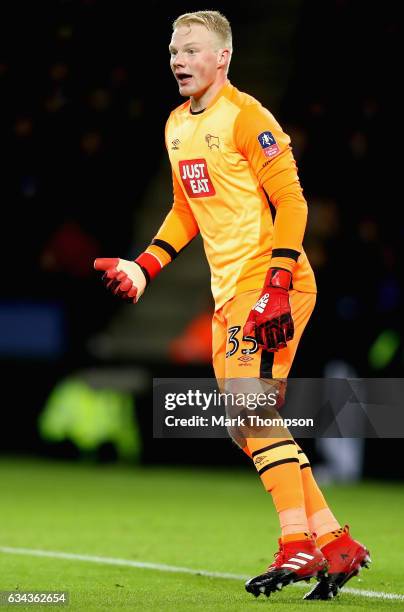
[{"left": 146, "top": 81, "right": 316, "bottom": 311}]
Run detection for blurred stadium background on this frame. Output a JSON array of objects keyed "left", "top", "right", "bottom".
[
  {"left": 1, "top": 0, "right": 401, "bottom": 471},
  {"left": 0, "top": 0, "right": 402, "bottom": 608}
]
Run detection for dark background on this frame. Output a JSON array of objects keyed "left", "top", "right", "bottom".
[{"left": 0, "top": 0, "right": 401, "bottom": 477}]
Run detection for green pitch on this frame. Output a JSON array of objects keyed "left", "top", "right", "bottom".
[{"left": 0, "top": 457, "right": 403, "bottom": 611}]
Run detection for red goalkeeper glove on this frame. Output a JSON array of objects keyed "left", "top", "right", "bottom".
[
  {"left": 243, "top": 268, "right": 294, "bottom": 352},
  {"left": 93, "top": 253, "right": 162, "bottom": 303}
]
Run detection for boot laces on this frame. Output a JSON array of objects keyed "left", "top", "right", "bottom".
[{"left": 267, "top": 539, "right": 285, "bottom": 571}]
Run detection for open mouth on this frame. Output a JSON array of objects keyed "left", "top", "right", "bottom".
[{"left": 177, "top": 73, "right": 192, "bottom": 84}]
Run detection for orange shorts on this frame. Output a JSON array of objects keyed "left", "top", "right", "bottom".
[{"left": 212, "top": 289, "right": 316, "bottom": 380}]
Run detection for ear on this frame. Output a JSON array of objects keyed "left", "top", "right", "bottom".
[{"left": 217, "top": 48, "right": 230, "bottom": 68}]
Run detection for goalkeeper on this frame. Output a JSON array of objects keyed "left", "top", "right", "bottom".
[{"left": 94, "top": 10, "right": 370, "bottom": 600}]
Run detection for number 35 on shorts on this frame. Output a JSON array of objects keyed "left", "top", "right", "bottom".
[{"left": 226, "top": 325, "right": 259, "bottom": 358}]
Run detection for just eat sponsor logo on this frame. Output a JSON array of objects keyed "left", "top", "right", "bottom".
[{"left": 179, "top": 159, "right": 216, "bottom": 198}]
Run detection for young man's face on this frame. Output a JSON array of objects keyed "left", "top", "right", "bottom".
[{"left": 169, "top": 24, "right": 223, "bottom": 99}]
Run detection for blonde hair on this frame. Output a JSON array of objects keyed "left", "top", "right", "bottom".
[{"left": 173, "top": 10, "right": 233, "bottom": 53}]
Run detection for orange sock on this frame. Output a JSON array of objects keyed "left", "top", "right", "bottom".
[
  {"left": 295, "top": 444, "right": 341, "bottom": 539},
  {"left": 247, "top": 437, "right": 309, "bottom": 539},
  {"left": 282, "top": 531, "right": 313, "bottom": 544},
  {"left": 316, "top": 526, "right": 345, "bottom": 549}
]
